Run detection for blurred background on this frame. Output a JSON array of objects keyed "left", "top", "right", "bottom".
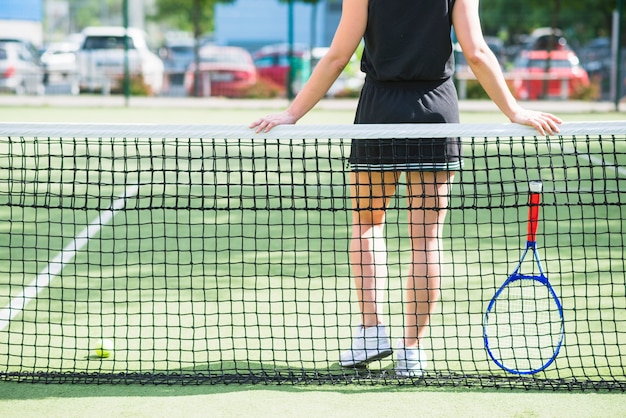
[{"left": 0, "top": 0, "right": 624, "bottom": 103}]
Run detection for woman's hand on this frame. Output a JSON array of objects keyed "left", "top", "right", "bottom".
[
  {"left": 509, "top": 108, "right": 563, "bottom": 135},
  {"left": 249, "top": 110, "right": 299, "bottom": 133}
]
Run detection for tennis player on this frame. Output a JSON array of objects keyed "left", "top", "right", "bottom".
[{"left": 250, "top": 0, "right": 562, "bottom": 376}]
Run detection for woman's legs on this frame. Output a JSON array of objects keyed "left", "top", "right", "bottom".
[
  {"left": 349, "top": 171, "right": 398, "bottom": 328},
  {"left": 402, "top": 171, "right": 455, "bottom": 348},
  {"left": 349, "top": 170, "right": 455, "bottom": 346},
  {"left": 346, "top": 169, "right": 455, "bottom": 371}
]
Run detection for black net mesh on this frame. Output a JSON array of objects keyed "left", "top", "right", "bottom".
[{"left": 0, "top": 124, "right": 624, "bottom": 390}]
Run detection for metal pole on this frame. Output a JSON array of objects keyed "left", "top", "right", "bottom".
[
  {"left": 123, "top": 0, "right": 130, "bottom": 106},
  {"left": 615, "top": 0, "right": 623, "bottom": 111},
  {"left": 192, "top": 0, "right": 202, "bottom": 97},
  {"left": 287, "top": 0, "right": 295, "bottom": 100}
]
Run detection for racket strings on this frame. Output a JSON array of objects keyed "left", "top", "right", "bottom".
[{"left": 486, "top": 277, "right": 562, "bottom": 373}]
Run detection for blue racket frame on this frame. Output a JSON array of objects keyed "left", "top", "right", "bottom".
[{"left": 484, "top": 240, "right": 565, "bottom": 374}]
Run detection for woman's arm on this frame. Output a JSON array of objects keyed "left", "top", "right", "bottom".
[
  {"left": 250, "top": 0, "right": 368, "bottom": 133},
  {"left": 452, "top": 0, "right": 562, "bottom": 134}
]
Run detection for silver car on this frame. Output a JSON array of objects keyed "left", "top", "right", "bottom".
[
  {"left": 75, "top": 26, "right": 164, "bottom": 95},
  {"left": 0, "top": 42, "right": 44, "bottom": 95}
]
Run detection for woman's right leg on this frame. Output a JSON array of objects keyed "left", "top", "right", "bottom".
[{"left": 349, "top": 171, "right": 398, "bottom": 327}]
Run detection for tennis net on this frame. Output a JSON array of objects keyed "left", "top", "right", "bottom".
[{"left": 0, "top": 121, "right": 624, "bottom": 390}]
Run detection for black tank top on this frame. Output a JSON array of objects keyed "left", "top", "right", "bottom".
[{"left": 360, "top": 0, "right": 456, "bottom": 82}]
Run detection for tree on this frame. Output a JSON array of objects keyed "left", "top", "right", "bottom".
[
  {"left": 150, "top": 0, "right": 236, "bottom": 96},
  {"left": 480, "top": 0, "right": 617, "bottom": 45},
  {"left": 151, "top": 0, "right": 236, "bottom": 37},
  {"left": 67, "top": 0, "right": 124, "bottom": 32}
]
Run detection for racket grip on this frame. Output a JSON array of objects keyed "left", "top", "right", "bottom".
[{"left": 527, "top": 182, "right": 542, "bottom": 243}]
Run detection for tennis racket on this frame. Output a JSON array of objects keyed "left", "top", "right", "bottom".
[{"left": 483, "top": 180, "right": 564, "bottom": 375}]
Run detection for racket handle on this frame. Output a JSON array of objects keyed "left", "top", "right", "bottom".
[{"left": 527, "top": 181, "right": 542, "bottom": 244}]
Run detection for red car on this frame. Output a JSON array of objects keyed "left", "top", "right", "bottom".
[
  {"left": 184, "top": 45, "right": 257, "bottom": 97},
  {"left": 510, "top": 50, "right": 590, "bottom": 100},
  {"left": 252, "top": 44, "right": 310, "bottom": 94}
]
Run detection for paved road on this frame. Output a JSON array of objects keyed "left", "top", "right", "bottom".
[{"left": 0, "top": 94, "right": 622, "bottom": 114}]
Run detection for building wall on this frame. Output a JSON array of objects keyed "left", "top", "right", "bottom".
[
  {"left": 0, "top": 0, "right": 43, "bottom": 21},
  {"left": 0, "top": 0, "right": 43, "bottom": 45},
  {"left": 215, "top": 0, "right": 341, "bottom": 52}
]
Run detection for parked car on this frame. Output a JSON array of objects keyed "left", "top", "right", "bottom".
[
  {"left": 510, "top": 49, "right": 590, "bottom": 100},
  {"left": 0, "top": 38, "right": 41, "bottom": 63},
  {"left": 40, "top": 41, "right": 80, "bottom": 85},
  {"left": 252, "top": 44, "right": 311, "bottom": 94},
  {"left": 184, "top": 45, "right": 256, "bottom": 97},
  {"left": 503, "top": 28, "right": 571, "bottom": 66},
  {"left": 578, "top": 37, "right": 613, "bottom": 98},
  {"left": 75, "top": 26, "right": 164, "bottom": 95},
  {"left": 0, "top": 42, "right": 44, "bottom": 95},
  {"left": 578, "top": 37, "right": 612, "bottom": 78},
  {"left": 160, "top": 36, "right": 195, "bottom": 86},
  {"left": 524, "top": 28, "right": 570, "bottom": 51}
]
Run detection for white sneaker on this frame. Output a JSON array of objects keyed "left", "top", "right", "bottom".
[
  {"left": 339, "top": 325, "right": 393, "bottom": 367},
  {"left": 395, "top": 339, "right": 427, "bottom": 377}
]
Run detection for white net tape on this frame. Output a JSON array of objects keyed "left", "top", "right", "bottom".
[{"left": 0, "top": 121, "right": 625, "bottom": 140}]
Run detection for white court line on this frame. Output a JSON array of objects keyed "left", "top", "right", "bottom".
[
  {"left": 575, "top": 152, "right": 626, "bottom": 178},
  {"left": 554, "top": 144, "right": 626, "bottom": 179},
  {"left": 0, "top": 185, "right": 139, "bottom": 332}
]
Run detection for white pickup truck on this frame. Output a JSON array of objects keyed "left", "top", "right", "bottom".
[{"left": 75, "top": 26, "right": 164, "bottom": 95}]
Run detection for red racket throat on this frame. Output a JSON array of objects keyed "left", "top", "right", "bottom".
[{"left": 527, "top": 191, "right": 541, "bottom": 244}]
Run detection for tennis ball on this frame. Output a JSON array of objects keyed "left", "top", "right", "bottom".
[{"left": 93, "top": 338, "right": 114, "bottom": 358}]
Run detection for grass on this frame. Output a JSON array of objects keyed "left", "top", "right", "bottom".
[
  {"left": 1, "top": 382, "right": 626, "bottom": 418},
  {"left": 0, "top": 100, "right": 625, "bottom": 416}
]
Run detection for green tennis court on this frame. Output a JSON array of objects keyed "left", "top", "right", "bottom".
[{"left": 0, "top": 104, "right": 625, "bottom": 416}]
